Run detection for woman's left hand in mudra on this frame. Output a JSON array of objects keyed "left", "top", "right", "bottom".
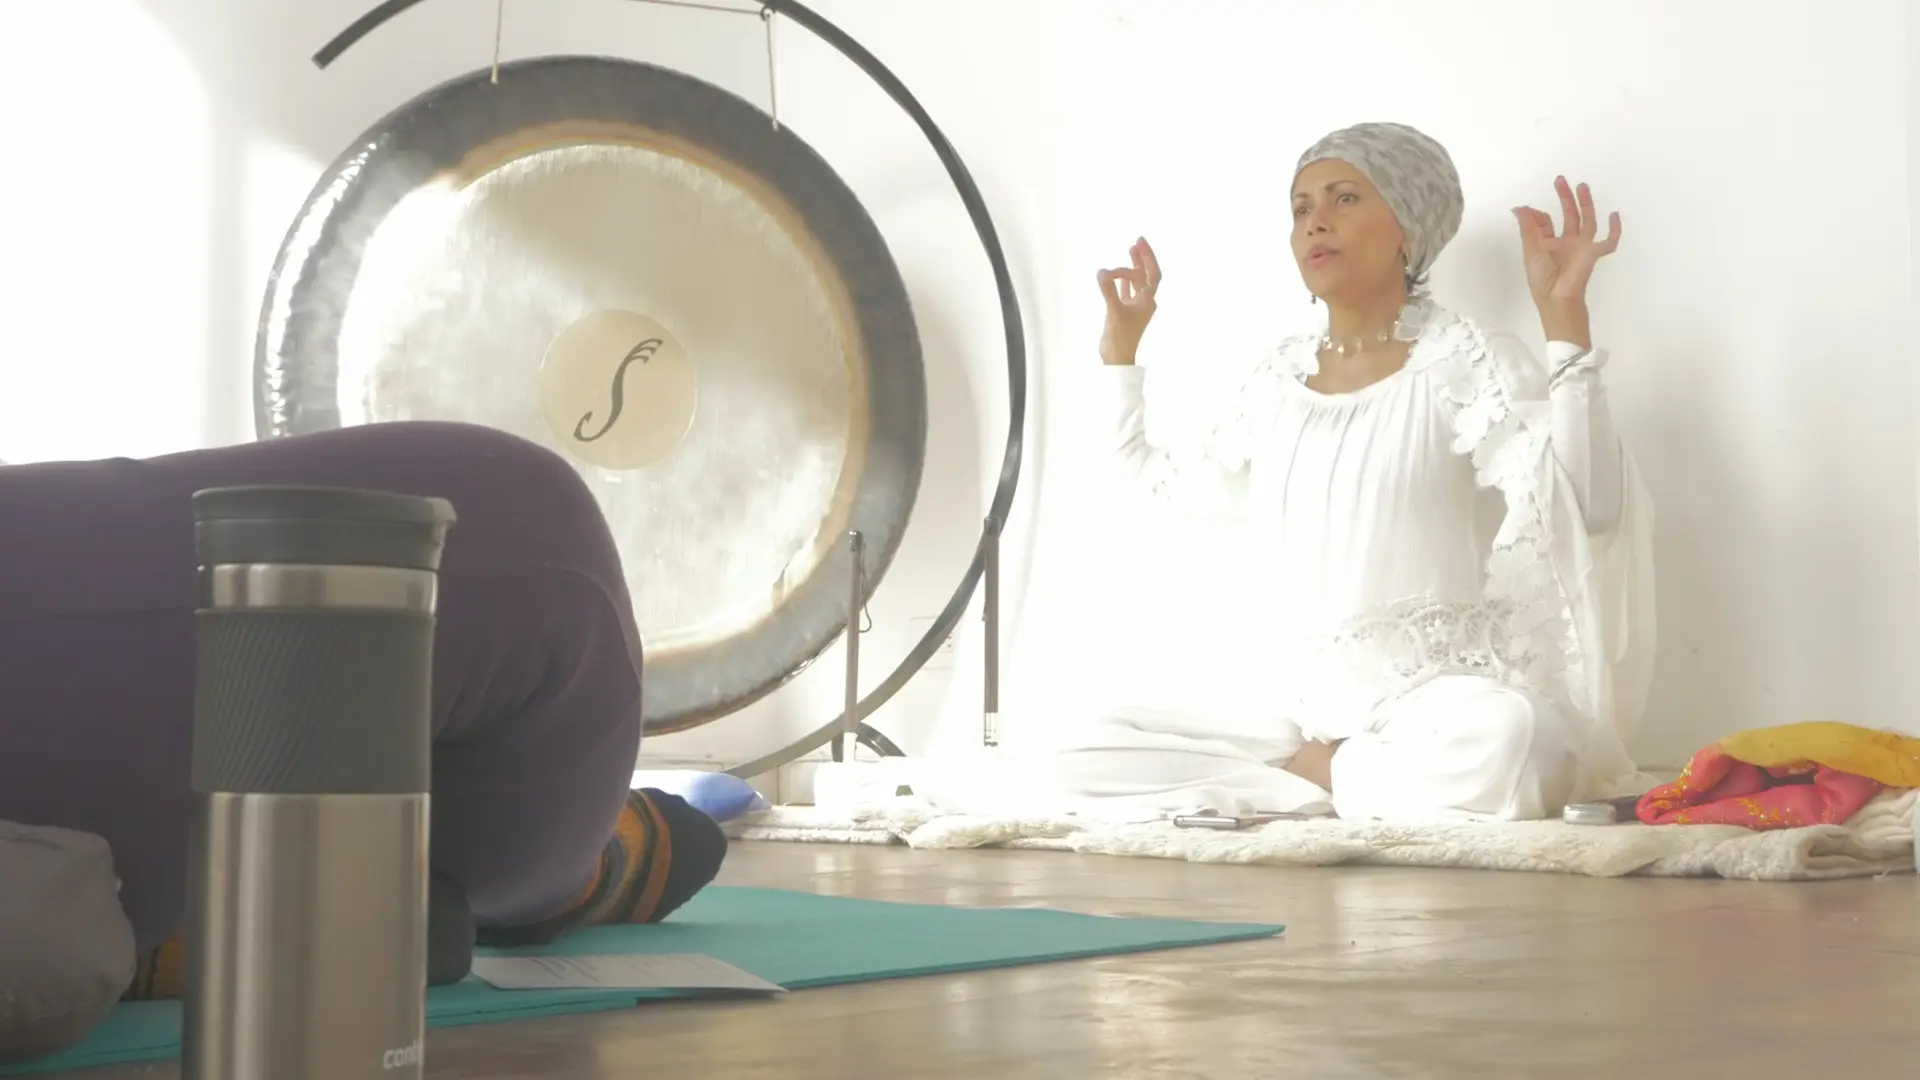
[{"left": 1514, "top": 176, "right": 1621, "bottom": 305}]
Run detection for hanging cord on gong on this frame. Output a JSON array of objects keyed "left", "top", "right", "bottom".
[
  {"left": 490, "top": 0, "right": 505, "bottom": 82},
  {"left": 317, "top": 0, "right": 782, "bottom": 123},
  {"left": 480, "top": 0, "right": 780, "bottom": 126},
  {"left": 761, "top": 5, "right": 780, "bottom": 130},
  {"left": 626, "top": 0, "right": 782, "bottom": 129}
]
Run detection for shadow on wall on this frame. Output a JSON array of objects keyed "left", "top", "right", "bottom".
[
  {"left": 1621, "top": 331, "right": 1745, "bottom": 770},
  {"left": 133, "top": 0, "right": 383, "bottom": 447},
  {"left": 1639, "top": 322, "right": 1908, "bottom": 759}
]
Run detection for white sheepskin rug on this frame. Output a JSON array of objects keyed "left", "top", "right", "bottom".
[{"left": 727, "top": 789, "right": 1918, "bottom": 882}]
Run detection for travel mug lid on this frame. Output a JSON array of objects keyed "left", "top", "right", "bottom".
[{"left": 193, "top": 486, "right": 457, "bottom": 571}]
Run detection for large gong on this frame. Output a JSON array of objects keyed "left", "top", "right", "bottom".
[{"left": 256, "top": 55, "right": 927, "bottom": 735}]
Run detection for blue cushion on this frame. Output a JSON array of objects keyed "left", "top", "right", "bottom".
[{"left": 630, "top": 770, "right": 769, "bottom": 823}]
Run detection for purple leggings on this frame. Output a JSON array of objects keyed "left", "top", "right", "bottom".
[{"left": 0, "top": 422, "right": 643, "bottom": 950}]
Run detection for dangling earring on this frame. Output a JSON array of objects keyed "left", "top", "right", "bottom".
[{"left": 1310, "top": 294, "right": 1319, "bottom": 305}]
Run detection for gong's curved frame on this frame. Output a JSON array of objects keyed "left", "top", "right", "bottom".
[{"left": 312, "top": 0, "right": 1029, "bottom": 775}]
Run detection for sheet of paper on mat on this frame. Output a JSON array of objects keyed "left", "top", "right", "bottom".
[{"left": 470, "top": 954, "right": 786, "bottom": 995}]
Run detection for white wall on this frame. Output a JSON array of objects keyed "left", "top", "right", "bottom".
[
  {"left": 2, "top": 0, "right": 1914, "bottom": 774},
  {"left": 1911, "top": 0, "right": 1920, "bottom": 658}
]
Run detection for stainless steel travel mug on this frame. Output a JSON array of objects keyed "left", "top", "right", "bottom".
[{"left": 182, "top": 485, "right": 456, "bottom": 1080}]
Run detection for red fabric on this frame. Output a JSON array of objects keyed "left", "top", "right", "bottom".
[{"left": 1635, "top": 745, "right": 1883, "bottom": 829}]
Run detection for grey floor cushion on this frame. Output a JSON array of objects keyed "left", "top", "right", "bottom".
[{"left": 0, "top": 821, "right": 137, "bottom": 1065}]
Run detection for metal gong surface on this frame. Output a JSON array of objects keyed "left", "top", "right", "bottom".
[{"left": 255, "top": 56, "right": 927, "bottom": 734}]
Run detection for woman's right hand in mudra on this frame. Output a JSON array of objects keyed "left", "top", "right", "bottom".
[{"left": 1097, "top": 237, "right": 1161, "bottom": 366}]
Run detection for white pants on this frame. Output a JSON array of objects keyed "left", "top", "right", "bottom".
[
  {"left": 1324, "top": 675, "right": 1583, "bottom": 822},
  {"left": 921, "top": 675, "right": 1583, "bottom": 824}
]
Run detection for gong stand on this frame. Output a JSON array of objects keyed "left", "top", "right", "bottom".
[{"left": 312, "top": 0, "right": 1029, "bottom": 778}]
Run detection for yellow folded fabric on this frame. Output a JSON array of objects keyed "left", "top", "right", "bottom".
[{"left": 1717, "top": 721, "right": 1920, "bottom": 788}]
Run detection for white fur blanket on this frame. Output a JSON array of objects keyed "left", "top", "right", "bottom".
[{"left": 727, "top": 789, "right": 1918, "bottom": 881}]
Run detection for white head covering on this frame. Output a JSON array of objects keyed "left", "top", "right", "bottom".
[{"left": 1295, "top": 122, "right": 1463, "bottom": 298}]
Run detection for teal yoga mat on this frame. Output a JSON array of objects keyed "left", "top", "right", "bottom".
[{"left": 9, "top": 886, "right": 1283, "bottom": 1075}]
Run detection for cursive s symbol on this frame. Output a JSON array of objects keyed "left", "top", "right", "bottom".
[{"left": 574, "top": 338, "right": 662, "bottom": 443}]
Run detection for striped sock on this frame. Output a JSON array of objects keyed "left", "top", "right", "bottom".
[
  {"left": 476, "top": 789, "right": 727, "bottom": 948},
  {"left": 583, "top": 788, "right": 726, "bottom": 926},
  {"left": 123, "top": 934, "right": 186, "bottom": 1002}
]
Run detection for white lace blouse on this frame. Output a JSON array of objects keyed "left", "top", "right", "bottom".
[{"left": 1095, "top": 303, "right": 1636, "bottom": 747}]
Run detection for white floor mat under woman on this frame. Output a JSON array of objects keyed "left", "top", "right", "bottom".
[{"left": 728, "top": 789, "right": 1917, "bottom": 882}]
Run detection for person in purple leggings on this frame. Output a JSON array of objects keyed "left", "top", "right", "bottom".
[{"left": 0, "top": 421, "right": 727, "bottom": 998}]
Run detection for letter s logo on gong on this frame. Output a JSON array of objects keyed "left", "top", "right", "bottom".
[
  {"left": 574, "top": 337, "right": 662, "bottom": 443},
  {"left": 537, "top": 310, "right": 697, "bottom": 471}
]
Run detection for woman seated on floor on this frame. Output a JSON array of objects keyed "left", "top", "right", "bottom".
[
  {"left": 1006, "top": 122, "right": 1656, "bottom": 825},
  {"left": 0, "top": 422, "right": 728, "bottom": 1004}
]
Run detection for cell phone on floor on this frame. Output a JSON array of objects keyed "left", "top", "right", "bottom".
[
  {"left": 1172, "top": 812, "right": 1314, "bottom": 831},
  {"left": 1562, "top": 794, "right": 1645, "bottom": 826}
]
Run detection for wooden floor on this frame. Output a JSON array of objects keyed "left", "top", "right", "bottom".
[{"left": 77, "top": 841, "right": 1920, "bottom": 1079}]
